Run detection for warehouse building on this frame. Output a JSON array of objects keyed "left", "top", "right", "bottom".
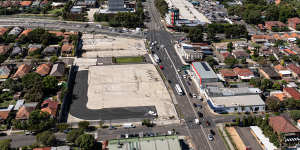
[
  {"left": 205, "top": 87, "right": 265, "bottom": 113},
  {"left": 190, "top": 61, "right": 218, "bottom": 89}
]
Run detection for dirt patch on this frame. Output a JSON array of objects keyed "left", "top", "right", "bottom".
[{"left": 226, "top": 127, "right": 246, "bottom": 150}]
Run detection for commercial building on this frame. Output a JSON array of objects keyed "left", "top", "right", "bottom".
[
  {"left": 190, "top": 62, "right": 218, "bottom": 89},
  {"left": 205, "top": 87, "right": 265, "bottom": 113},
  {"left": 178, "top": 43, "right": 212, "bottom": 62},
  {"left": 108, "top": 0, "right": 125, "bottom": 11},
  {"left": 165, "top": 8, "right": 179, "bottom": 27}
]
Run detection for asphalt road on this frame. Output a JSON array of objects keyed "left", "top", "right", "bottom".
[
  {"left": 144, "top": 0, "right": 229, "bottom": 149},
  {"left": 235, "top": 127, "right": 263, "bottom": 150}
]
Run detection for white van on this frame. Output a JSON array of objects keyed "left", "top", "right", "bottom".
[{"left": 123, "top": 123, "right": 135, "bottom": 128}]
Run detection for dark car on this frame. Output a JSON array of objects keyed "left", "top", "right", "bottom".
[
  {"left": 197, "top": 112, "right": 203, "bottom": 117},
  {"left": 193, "top": 103, "right": 197, "bottom": 107},
  {"left": 210, "top": 129, "right": 215, "bottom": 135},
  {"left": 189, "top": 93, "right": 193, "bottom": 98},
  {"left": 206, "top": 121, "right": 211, "bottom": 126}
]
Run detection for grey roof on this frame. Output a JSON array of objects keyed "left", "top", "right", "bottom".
[
  {"left": 24, "top": 102, "right": 38, "bottom": 107},
  {"left": 51, "top": 146, "right": 70, "bottom": 150},
  {"left": 10, "top": 46, "right": 23, "bottom": 56},
  {"left": 206, "top": 87, "right": 261, "bottom": 97},
  {"left": 211, "top": 95, "right": 265, "bottom": 107},
  {"left": 191, "top": 62, "right": 218, "bottom": 79},
  {"left": 28, "top": 44, "right": 42, "bottom": 49},
  {"left": 261, "top": 67, "right": 280, "bottom": 78},
  {"left": 14, "top": 99, "right": 25, "bottom": 110},
  {"left": 43, "top": 46, "right": 58, "bottom": 55},
  {"left": 50, "top": 63, "right": 65, "bottom": 77},
  {"left": 32, "top": 1, "right": 40, "bottom": 6},
  {"left": 0, "top": 66, "right": 11, "bottom": 77},
  {"left": 8, "top": 27, "right": 23, "bottom": 36}
]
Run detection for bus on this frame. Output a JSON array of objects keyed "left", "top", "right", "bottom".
[
  {"left": 153, "top": 54, "right": 160, "bottom": 63},
  {"left": 175, "top": 84, "right": 183, "bottom": 96}
]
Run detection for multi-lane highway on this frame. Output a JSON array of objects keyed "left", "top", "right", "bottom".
[{"left": 145, "top": 0, "right": 232, "bottom": 149}]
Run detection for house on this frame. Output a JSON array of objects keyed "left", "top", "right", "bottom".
[
  {"left": 0, "top": 45, "right": 10, "bottom": 55},
  {"left": 28, "top": 44, "right": 42, "bottom": 55},
  {"left": 219, "top": 69, "right": 237, "bottom": 80},
  {"left": 213, "top": 42, "right": 228, "bottom": 51},
  {"left": 13, "top": 99, "right": 25, "bottom": 111},
  {"left": 274, "top": 64, "right": 292, "bottom": 78},
  {"left": 205, "top": 87, "right": 265, "bottom": 113},
  {"left": 0, "top": 66, "right": 11, "bottom": 79},
  {"left": 251, "top": 35, "right": 272, "bottom": 43},
  {"left": 190, "top": 62, "right": 218, "bottom": 89},
  {"left": 41, "top": 99, "right": 59, "bottom": 117},
  {"left": 259, "top": 67, "right": 281, "bottom": 80},
  {"left": 269, "top": 116, "right": 300, "bottom": 143},
  {"left": 34, "top": 146, "right": 70, "bottom": 150},
  {"left": 12, "top": 64, "right": 31, "bottom": 79},
  {"left": 18, "top": 28, "right": 32, "bottom": 38},
  {"left": 265, "top": 21, "right": 286, "bottom": 30},
  {"left": 35, "top": 64, "right": 51, "bottom": 76},
  {"left": 8, "top": 27, "right": 23, "bottom": 36},
  {"left": 287, "top": 64, "right": 300, "bottom": 78},
  {"left": 70, "top": 6, "right": 83, "bottom": 14},
  {"left": 76, "top": 0, "right": 97, "bottom": 7},
  {"left": 31, "top": 1, "right": 41, "bottom": 7},
  {"left": 42, "top": 46, "right": 59, "bottom": 56},
  {"left": 232, "top": 50, "right": 249, "bottom": 59},
  {"left": 20, "top": 1, "right": 32, "bottom": 8},
  {"left": 50, "top": 63, "right": 65, "bottom": 77},
  {"left": 10, "top": 46, "right": 24, "bottom": 57},
  {"left": 61, "top": 43, "right": 74, "bottom": 55},
  {"left": 15, "top": 102, "right": 38, "bottom": 120},
  {"left": 283, "top": 88, "right": 300, "bottom": 100},
  {"left": 220, "top": 51, "right": 231, "bottom": 61},
  {"left": 233, "top": 67, "right": 254, "bottom": 80},
  {"left": 0, "top": 27, "right": 8, "bottom": 36},
  {"left": 0, "top": 111, "right": 10, "bottom": 122},
  {"left": 51, "top": 2, "right": 65, "bottom": 8},
  {"left": 288, "top": 17, "right": 300, "bottom": 30},
  {"left": 283, "top": 49, "right": 297, "bottom": 55},
  {"left": 40, "top": 0, "right": 49, "bottom": 7}
]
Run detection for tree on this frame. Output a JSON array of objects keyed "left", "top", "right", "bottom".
[
  {"left": 187, "top": 28, "right": 203, "bottom": 43},
  {"left": 67, "top": 129, "right": 84, "bottom": 143},
  {"left": 260, "top": 79, "right": 273, "bottom": 91},
  {"left": 290, "top": 110, "right": 300, "bottom": 121},
  {"left": 75, "top": 134, "right": 95, "bottom": 150},
  {"left": 56, "top": 123, "right": 69, "bottom": 132},
  {"left": 272, "top": 82, "right": 282, "bottom": 90},
  {"left": 42, "top": 76, "right": 59, "bottom": 94},
  {"left": 224, "top": 57, "right": 238, "bottom": 68},
  {"left": 36, "top": 131, "right": 56, "bottom": 146},
  {"left": 142, "top": 119, "right": 153, "bottom": 127},
  {"left": 78, "top": 121, "right": 90, "bottom": 130},
  {"left": 27, "top": 110, "right": 54, "bottom": 132},
  {"left": 50, "top": 56, "right": 58, "bottom": 63},
  {"left": 22, "top": 72, "right": 43, "bottom": 90},
  {"left": 227, "top": 42, "right": 233, "bottom": 53},
  {"left": 24, "top": 87, "right": 43, "bottom": 102},
  {"left": 0, "top": 139, "right": 11, "bottom": 150},
  {"left": 266, "top": 97, "right": 280, "bottom": 112},
  {"left": 204, "top": 56, "right": 218, "bottom": 67},
  {"left": 249, "top": 78, "right": 261, "bottom": 87}
]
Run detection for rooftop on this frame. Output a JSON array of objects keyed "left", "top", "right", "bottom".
[
  {"left": 191, "top": 62, "right": 218, "bottom": 79},
  {"left": 211, "top": 94, "right": 265, "bottom": 107},
  {"left": 287, "top": 64, "right": 300, "bottom": 75},
  {"left": 206, "top": 87, "right": 261, "bottom": 97},
  {"left": 269, "top": 116, "right": 300, "bottom": 134},
  {"left": 283, "top": 88, "right": 300, "bottom": 100}
]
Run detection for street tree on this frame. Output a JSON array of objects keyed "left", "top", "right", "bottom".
[
  {"left": 67, "top": 129, "right": 84, "bottom": 143},
  {"left": 36, "top": 131, "right": 56, "bottom": 146},
  {"left": 0, "top": 139, "right": 11, "bottom": 150},
  {"left": 28, "top": 110, "right": 55, "bottom": 132},
  {"left": 75, "top": 134, "right": 95, "bottom": 150},
  {"left": 78, "top": 121, "right": 90, "bottom": 130}
]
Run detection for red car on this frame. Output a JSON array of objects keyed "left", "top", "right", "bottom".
[{"left": 159, "top": 65, "right": 164, "bottom": 70}]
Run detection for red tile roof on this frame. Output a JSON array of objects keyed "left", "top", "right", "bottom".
[
  {"left": 274, "top": 64, "right": 287, "bottom": 71},
  {"left": 20, "top": 1, "right": 32, "bottom": 6},
  {"left": 18, "top": 28, "right": 32, "bottom": 37},
  {"left": 219, "top": 69, "right": 236, "bottom": 77},
  {"left": 283, "top": 87, "right": 300, "bottom": 100},
  {"left": 12, "top": 64, "right": 31, "bottom": 78},
  {"left": 41, "top": 99, "right": 59, "bottom": 117},
  {"left": 0, "top": 28, "right": 8, "bottom": 36},
  {"left": 287, "top": 64, "right": 300, "bottom": 75},
  {"left": 269, "top": 116, "right": 300, "bottom": 134},
  {"left": 61, "top": 43, "right": 73, "bottom": 52},
  {"left": 15, "top": 105, "right": 35, "bottom": 120},
  {"left": 33, "top": 147, "right": 51, "bottom": 150},
  {"left": 0, "top": 45, "right": 10, "bottom": 55},
  {"left": 284, "top": 49, "right": 297, "bottom": 55},
  {"left": 35, "top": 64, "right": 51, "bottom": 76},
  {"left": 233, "top": 67, "right": 253, "bottom": 77},
  {"left": 0, "top": 111, "right": 10, "bottom": 120}
]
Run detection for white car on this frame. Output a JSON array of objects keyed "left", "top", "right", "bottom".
[
  {"left": 208, "top": 134, "right": 214, "bottom": 141},
  {"left": 192, "top": 94, "right": 197, "bottom": 98}
]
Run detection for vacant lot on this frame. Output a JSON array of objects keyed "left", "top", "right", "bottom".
[
  {"left": 115, "top": 56, "right": 144, "bottom": 63},
  {"left": 81, "top": 34, "right": 147, "bottom": 58},
  {"left": 226, "top": 127, "right": 246, "bottom": 150}
]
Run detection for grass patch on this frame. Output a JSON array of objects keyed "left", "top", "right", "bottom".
[
  {"left": 0, "top": 100, "right": 16, "bottom": 108},
  {"left": 218, "top": 128, "right": 230, "bottom": 150},
  {"left": 220, "top": 38, "right": 246, "bottom": 43},
  {"left": 115, "top": 56, "right": 144, "bottom": 64},
  {"left": 48, "top": 8, "right": 63, "bottom": 15}
]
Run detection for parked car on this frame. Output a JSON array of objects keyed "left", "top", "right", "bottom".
[
  {"left": 159, "top": 65, "right": 164, "bottom": 70},
  {"left": 208, "top": 134, "right": 214, "bottom": 141},
  {"left": 197, "top": 112, "right": 203, "bottom": 117},
  {"left": 206, "top": 121, "right": 210, "bottom": 126},
  {"left": 210, "top": 129, "right": 215, "bottom": 135},
  {"left": 192, "top": 93, "right": 197, "bottom": 98}
]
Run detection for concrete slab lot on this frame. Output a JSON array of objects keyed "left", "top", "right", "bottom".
[
  {"left": 166, "top": 0, "right": 211, "bottom": 23},
  {"left": 68, "top": 64, "right": 178, "bottom": 123},
  {"left": 81, "top": 34, "right": 147, "bottom": 58}
]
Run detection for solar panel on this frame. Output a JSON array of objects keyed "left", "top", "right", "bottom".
[{"left": 201, "top": 62, "right": 210, "bottom": 71}]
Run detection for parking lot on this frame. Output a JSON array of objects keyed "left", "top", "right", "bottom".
[{"left": 81, "top": 34, "right": 147, "bottom": 58}]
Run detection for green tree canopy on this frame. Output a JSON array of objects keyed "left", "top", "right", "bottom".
[
  {"left": 187, "top": 28, "right": 203, "bottom": 43},
  {"left": 42, "top": 76, "right": 59, "bottom": 94},
  {"left": 28, "top": 110, "right": 55, "bottom": 132},
  {"left": 0, "top": 139, "right": 11, "bottom": 150},
  {"left": 78, "top": 121, "right": 90, "bottom": 130},
  {"left": 36, "top": 131, "right": 56, "bottom": 146},
  {"left": 75, "top": 134, "right": 95, "bottom": 150},
  {"left": 67, "top": 129, "right": 84, "bottom": 143}
]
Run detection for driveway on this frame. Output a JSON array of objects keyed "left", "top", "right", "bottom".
[{"left": 235, "top": 127, "right": 262, "bottom": 150}]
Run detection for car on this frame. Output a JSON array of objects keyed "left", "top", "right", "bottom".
[
  {"left": 208, "top": 134, "right": 214, "bottom": 141},
  {"left": 210, "top": 129, "right": 215, "bottom": 135},
  {"left": 168, "top": 80, "right": 172, "bottom": 83},
  {"left": 183, "top": 75, "right": 187, "bottom": 78},
  {"left": 189, "top": 93, "right": 193, "bottom": 98},
  {"left": 197, "top": 112, "right": 203, "bottom": 117},
  {"left": 206, "top": 121, "right": 211, "bottom": 126},
  {"left": 159, "top": 65, "right": 164, "bottom": 70},
  {"left": 177, "top": 68, "right": 181, "bottom": 72},
  {"left": 193, "top": 103, "right": 197, "bottom": 107},
  {"left": 192, "top": 93, "right": 197, "bottom": 98}
]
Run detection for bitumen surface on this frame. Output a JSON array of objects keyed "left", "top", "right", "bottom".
[{"left": 69, "top": 70, "right": 157, "bottom": 121}]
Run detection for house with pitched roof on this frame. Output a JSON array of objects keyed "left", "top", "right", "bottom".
[
  {"left": 0, "top": 27, "right": 8, "bottom": 36},
  {"left": 219, "top": 69, "right": 237, "bottom": 80},
  {"left": 28, "top": 44, "right": 42, "bottom": 55},
  {"left": 0, "top": 45, "right": 10, "bottom": 55},
  {"left": 288, "top": 17, "right": 300, "bottom": 30},
  {"left": 269, "top": 116, "right": 300, "bottom": 143},
  {"left": 265, "top": 21, "right": 286, "bottom": 30},
  {"left": 233, "top": 67, "right": 254, "bottom": 80},
  {"left": 232, "top": 50, "right": 249, "bottom": 59},
  {"left": 287, "top": 64, "right": 300, "bottom": 78},
  {"left": 61, "top": 43, "right": 74, "bottom": 55},
  {"left": 274, "top": 64, "right": 292, "bottom": 79},
  {"left": 0, "top": 66, "right": 11, "bottom": 79},
  {"left": 15, "top": 102, "right": 38, "bottom": 120},
  {"left": 0, "top": 111, "right": 10, "bottom": 123},
  {"left": 12, "top": 64, "right": 31, "bottom": 79},
  {"left": 41, "top": 99, "right": 59, "bottom": 117},
  {"left": 283, "top": 88, "right": 300, "bottom": 100},
  {"left": 50, "top": 63, "right": 65, "bottom": 77},
  {"left": 35, "top": 64, "right": 51, "bottom": 76},
  {"left": 43, "top": 45, "right": 59, "bottom": 56},
  {"left": 20, "top": 1, "right": 32, "bottom": 8},
  {"left": 18, "top": 28, "right": 32, "bottom": 38},
  {"left": 259, "top": 67, "right": 281, "bottom": 80}
]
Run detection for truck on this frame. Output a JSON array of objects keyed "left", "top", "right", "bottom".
[
  {"left": 153, "top": 54, "right": 160, "bottom": 63},
  {"left": 122, "top": 123, "right": 135, "bottom": 128},
  {"left": 194, "top": 119, "right": 200, "bottom": 125}
]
